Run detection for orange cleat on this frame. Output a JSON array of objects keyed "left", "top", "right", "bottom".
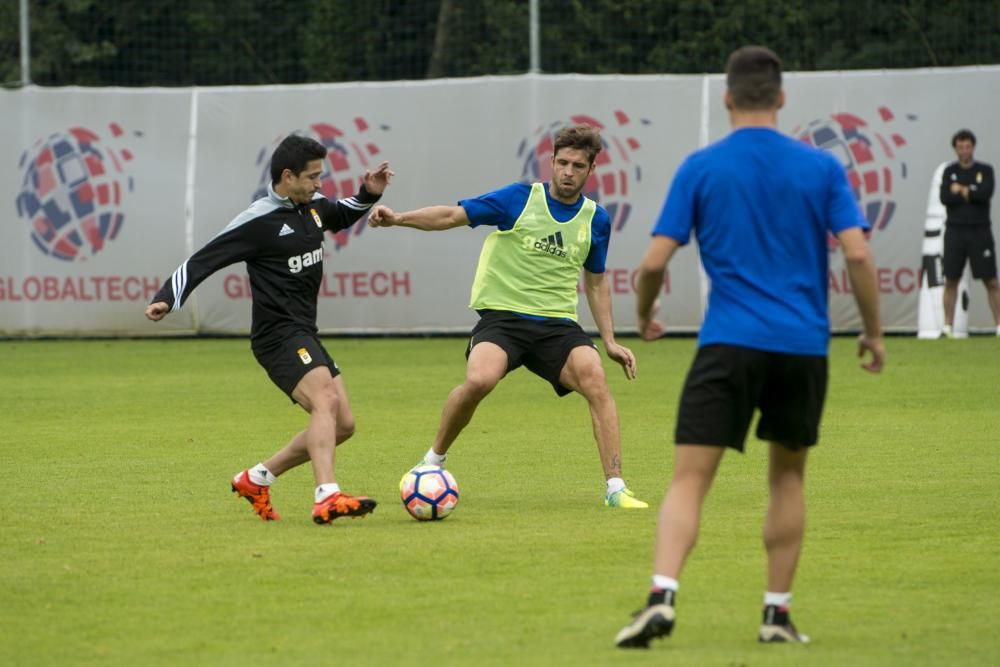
[
  {"left": 231, "top": 470, "right": 280, "bottom": 521},
  {"left": 312, "top": 491, "right": 377, "bottom": 524}
]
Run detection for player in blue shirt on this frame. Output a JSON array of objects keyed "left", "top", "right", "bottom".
[{"left": 615, "top": 46, "right": 885, "bottom": 648}]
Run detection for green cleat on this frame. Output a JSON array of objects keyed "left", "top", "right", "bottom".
[{"left": 605, "top": 487, "right": 649, "bottom": 509}]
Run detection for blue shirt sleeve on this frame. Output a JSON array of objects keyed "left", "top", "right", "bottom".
[
  {"left": 459, "top": 183, "right": 531, "bottom": 230},
  {"left": 584, "top": 206, "right": 611, "bottom": 273},
  {"left": 651, "top": 155, "right": 697, "bottom": 244},
  {"left": 825, "top": 155, "right": 870, "bottom": 234}
]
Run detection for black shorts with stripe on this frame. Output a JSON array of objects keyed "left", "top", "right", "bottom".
[
  {"left": 675, "top": 344, "right": 828, "bottom": 452},
  {"left": 467, "top": 310, "right": 597, "bottom": 397},
  {"left": 252, "top": 332, "right": 340, "bottom": 403}
]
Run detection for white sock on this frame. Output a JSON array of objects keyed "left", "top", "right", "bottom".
[
  {"left": 315, "top": 483, "right": 341, "bottom": 503},
  {"left": 995, "top": 325, "right": 1000, "bottom": 337},
  {"left": 652, "top": 575, "right": 679, "bottom": 592},
  {"left": 424, "top": 448, "right": 446, "bottom": 465},
  {"left": 248, "top": 463, "right": 276, "bottom": 486},
  {"left": 764, "top": 591, "right": 792, "bottom": 607},
  {"left": 606, "top": 477, "right": 626, "bottom": 496}
]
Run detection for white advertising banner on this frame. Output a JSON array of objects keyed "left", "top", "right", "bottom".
[
  {"left": 0, "top": 87, "right": 194, "bottom": 335},
  {"left": 2, "top": 68, "right": 998, "bottom": 336}
]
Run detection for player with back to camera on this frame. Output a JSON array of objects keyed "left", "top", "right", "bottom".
[
  {"left": 367, "top": 124, "right": 648, "bottom": 509},
  {"left": 614, "top": 45, "right": 885, "bottom": 648},
  {"left": 145, "top": 134, "right": 393, "bottom": 524},
  {"left": 938, "top": 128, "right": 1000, "bottom": 337}
]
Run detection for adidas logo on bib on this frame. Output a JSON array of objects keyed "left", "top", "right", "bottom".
[{"left": 534, "top": 231, "right": 566, "bottom": 258}]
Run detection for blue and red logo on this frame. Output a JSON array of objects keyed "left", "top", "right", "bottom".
[
  {"left": 795, "top": 106, "right": 914, "bottom": 248},
  {"left": 252, "top": 118, "right": 389, "bottom": 251},
  {"left": 16, "top": 124, "right": 138, "bottom": 261},
  {"left": 517, "top": 111, "right": 647, "bottom": 232}
]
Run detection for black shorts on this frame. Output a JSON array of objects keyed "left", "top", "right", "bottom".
[
  {"left": 675, "top": 344, "right": 828, "bottom": 452},
  {"left": 467, "top": 310, "right": 597, "bottom": 396},
  {"left": 252, "top": 332, "right": 340, "bottom": 402},
  {"left": 943, "top": 224, "right": 998, "bottom": 280}
]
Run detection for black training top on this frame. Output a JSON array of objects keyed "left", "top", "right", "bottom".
[
  {"left": 940, "top": 160, "right": 994, "bottom": 226},
  {"left": 151, "top": 182, "right": 379, "bottom": 344}
]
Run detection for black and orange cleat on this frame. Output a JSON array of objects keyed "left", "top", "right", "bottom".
[
  {"left": 231, "top": 470, "right": 280, "bottom": 521},
  {"left": 312, "top": 492, "right": 377, "bottom": 524}
]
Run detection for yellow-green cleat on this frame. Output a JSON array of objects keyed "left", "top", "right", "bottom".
[{"left": 605, "top": 487, "right": 649, "bottom": 509}]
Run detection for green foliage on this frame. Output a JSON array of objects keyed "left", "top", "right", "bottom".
[
  {"left": 1, "top": 0, "right": 998, "bottom": 86},
  {"left": 0, "top": 0, "right": 20, "bottom": 86},
  {"left": 2, "top": 336, "right": 999, "bottom": 664}
]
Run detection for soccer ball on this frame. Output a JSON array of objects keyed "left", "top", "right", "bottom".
[{"left": 400, "top": 465, "right": 459, "bottom": 521}]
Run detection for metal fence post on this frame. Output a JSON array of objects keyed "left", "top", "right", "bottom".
[
  {"left": 20, "top": 0, "right": 31, "bottom": 85},
  {"left": 529, "top": 0, "right": 539, "bottom": 73}
]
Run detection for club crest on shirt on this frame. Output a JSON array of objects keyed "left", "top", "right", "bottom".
[
  {"left": 309, "top": 208, "right": 322, "bottom": 227},
  {"left": 297, "top": 347, "right": 313, "bottom": 364}
]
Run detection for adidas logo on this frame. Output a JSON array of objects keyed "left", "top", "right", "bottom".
[
  {"left": 534, "top": 231, "right": 566, "bottom": 258},
  {"left": 278, "top": 223, "right": 294, "bottom": 237}
]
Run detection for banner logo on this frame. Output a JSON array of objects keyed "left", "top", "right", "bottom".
[
  {"left": 517, "top": 111, "right": 646, "bottom": 232},
  {"left": 795, "top": 107, "right": 914, "bottom": 249},
  {"left": 252, "top": 119, "right": 389, "bottom": 251},
  {"left": 16, "top": 124, "right": 139, "bottom": 261}
]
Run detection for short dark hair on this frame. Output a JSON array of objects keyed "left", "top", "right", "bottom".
[
  {"left": 952, "top": 129, "right": 977, "bottom": 147},
  {"left": 270, "top": 134, "right": 327, "bottom": 184},
  {"left": 553, "top": 124, "right": 603, "bottom": 164},
  {"left": 726, "top": 46, "right": 782, "bottom": 110}
]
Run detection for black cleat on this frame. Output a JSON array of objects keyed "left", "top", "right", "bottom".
[
  {"left": 614, "top": 604, "right": 676, "bottom": 648},
  {"left": 758, "top": 604, "right": 810, "bottom": 643}
]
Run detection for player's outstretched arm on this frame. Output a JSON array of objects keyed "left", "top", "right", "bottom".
[{"left": 368, "top": 204, "right": 469, "bottom": 231}]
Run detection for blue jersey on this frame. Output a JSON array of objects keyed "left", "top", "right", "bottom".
[
  {"left": 460, "top": 182, "right": 611, "bottom": 274},
  {"left": 653, "top": 127, "right": 868, "bottom": 355}
]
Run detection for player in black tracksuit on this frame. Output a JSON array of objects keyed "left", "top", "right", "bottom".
[
  {"left": 146, "top": 134, "right": 393, "bottom": 523},
  {"left": 939, "top": 128, "right": 1000, "bottom": 336}
]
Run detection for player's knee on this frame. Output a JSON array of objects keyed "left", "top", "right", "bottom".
[
  {"left": 337, "top": 416, "right": 356, "bottom": 444},
  {"left": 308, "top": 384, "right": 341, "bottom": 416},
  {"left": 462, "top": 372, "right": 500, "bottom": 400},
  {"left": 574, "top": 363, "right": 609, "bottom": 398}
]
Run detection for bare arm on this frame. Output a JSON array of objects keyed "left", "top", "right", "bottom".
[
  {"left": 836, "top": 226, "right": 885, "bottom": 373},
  {"left": 368, "top": 204, "right": 469, "bottom": 231},
  {"left": 583, "top": 270, "right": 636, "bottom": 380},
  {"left": 635, "top": 235, "right": 680, "bottom": 340}
]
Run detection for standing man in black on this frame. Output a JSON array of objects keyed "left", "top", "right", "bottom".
[
  {"left": 146, "top": 134, "right": 393, "bottom": 524},
  {"left": 940, "top": 129, "right": 1000, "bottom": 337}
]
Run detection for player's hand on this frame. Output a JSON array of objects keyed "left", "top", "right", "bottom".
[
  {"left": 638, "top": 317, "right": 665, "bottom": 341},
  {"left": 857, "top": 333, "right": 885, "bottom": 373},
  {"left": 606, "top": 342, "right": 637, "bottom": 380},
  {"left": 950, "top": 182, "right": 962, "bottom": 194},
  {"left": 363, "top": 161, "right": 394, "bottom": 195},
  {"left": 368, "top": 205, "right": 400, "bottom": 228},
  {"left": 145, "top": 302, "right": 170, "bottom": 322},
  {"left": 638, "top": 298, "right": 665, "bottom": 340}
]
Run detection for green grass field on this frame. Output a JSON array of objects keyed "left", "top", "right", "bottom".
[{"left": 2, "top": 336, "right": 998, "bottom": 666}]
